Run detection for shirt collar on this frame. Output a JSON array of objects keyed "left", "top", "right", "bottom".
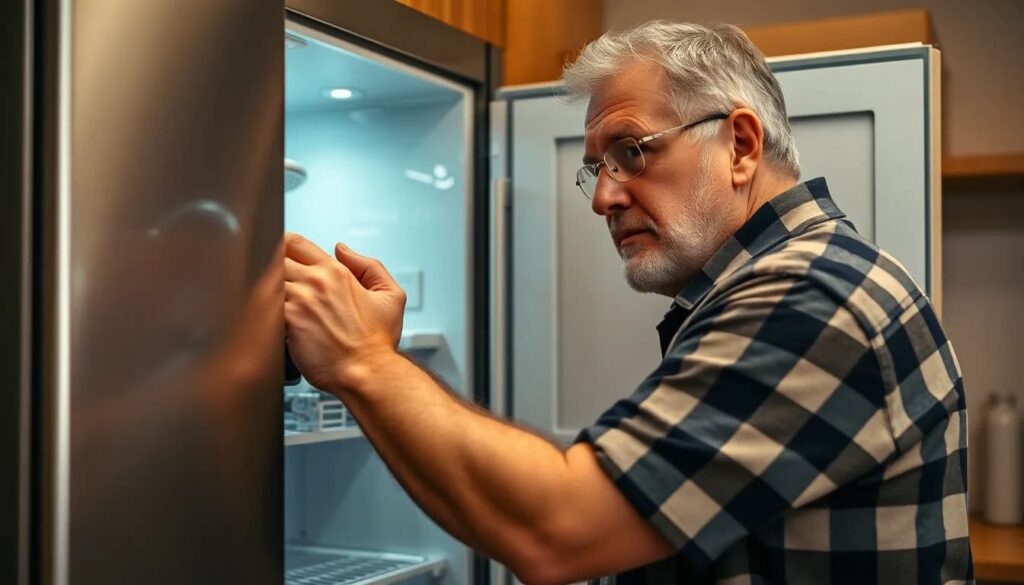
[{"left": 673, "top": 177, "right": 846, "bottom": 311}]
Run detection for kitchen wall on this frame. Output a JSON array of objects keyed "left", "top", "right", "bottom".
[
  {"left": 602, "top": 0, "right": 1024, "bottom": 515},
  {"left": 942, "top": 188, "right": 1024, "bottom": 511}
]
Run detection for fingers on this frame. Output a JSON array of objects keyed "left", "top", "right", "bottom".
[
  {"left": 334, "top": 242, "right": 400, "bottom": 292},
  {"left": 284, "top": 280, "right": 303, "bottom": 302},
  {"left": 285, "top": 232, "right": 331, "bottom": 266},
  {"left": 284, "top": 257, "right": 313, "bottom": 282}
]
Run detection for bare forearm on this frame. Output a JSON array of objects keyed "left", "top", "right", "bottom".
[
  {"left": 283, "top": 233, "right": 673, "bottom": 583},
  {"left": 329, "top": 349, "right": 572, "bottom": 565}
]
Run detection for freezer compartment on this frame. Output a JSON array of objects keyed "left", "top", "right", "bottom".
[
  {"left": 286, "top": 546, "right": 445, "bottom": 585},
  {"left": 286, "top": 441, "right": 471, "bottom": 585}
]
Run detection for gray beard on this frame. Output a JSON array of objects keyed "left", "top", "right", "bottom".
[
  {"left": 619, "top": 149, "right": 723, "bottom": 296},
  {"left": 622, "top": 241, "right": 704, "bottom": 296}
]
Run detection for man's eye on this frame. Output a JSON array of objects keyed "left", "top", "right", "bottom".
[{"left": 623, "top": 144, "right": 642, "bottom": 159}]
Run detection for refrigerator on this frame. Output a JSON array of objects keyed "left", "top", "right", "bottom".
[{"left": 4, "top": 1, "right": 498, "bottom": 584}]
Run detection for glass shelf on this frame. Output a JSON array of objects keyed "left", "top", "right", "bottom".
[
  {"left": 284, "top": 386, "right": 357, "bottom": 447},
  {"left": 285, "top": 427, "right": 363, "bottom": 447},
  {"left": 285, "top": 546, "right": 446, "bottom": 585},
  {"left": 283, "top": 332, "right": 445, "bottom": 448}
]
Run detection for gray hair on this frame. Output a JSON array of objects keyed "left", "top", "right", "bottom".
[{"left": 563, "top": 20, "right": 800, "bottom": 179}]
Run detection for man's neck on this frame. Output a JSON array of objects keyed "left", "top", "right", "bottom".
[{"left": 745, "top": 169, "right": 798, "bottom": 221}]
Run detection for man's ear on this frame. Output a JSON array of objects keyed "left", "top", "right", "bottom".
[{"left": 727, "top": 108, "right": 764, "bottom": 189}]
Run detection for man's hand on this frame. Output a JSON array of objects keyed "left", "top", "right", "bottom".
[
  {"left": 283, "top": 233, "right": 407, "bottom": 394},
  {"left": 283, "top": 233, "right": 675, "bottom": 583}
]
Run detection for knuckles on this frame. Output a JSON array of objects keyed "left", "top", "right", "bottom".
[
  {"left": 307, "top": 271, "right": 328, "bottom": 292},
  {"left": 289, "top": 286, "right": 315, "bottom": 307},
  {"left": 305, "top": 263, "right": 349, "bottom": 293}
]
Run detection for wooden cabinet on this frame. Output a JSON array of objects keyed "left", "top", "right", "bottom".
[
  {"left": 394, "top": 0, "right": 604, "bottom": 85},
  {"left": 394, "top": 0, "right": 505, "bottom": 47},
  {"left": 969, "top": 516, "right": 1024, "bottom": 582},
  {"left": 742, "top": 9, "right": 933, "bottom": 57},
  {"left": 944, "top": 153, "right": 1024, "bottom": 190},
  {"left": 504, "top": 0, "right": 603, "bottom": 85}
]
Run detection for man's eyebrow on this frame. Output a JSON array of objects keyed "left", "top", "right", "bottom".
[
  {"left": 607, "top": 126, "right": 645, "bottom": 142},
  {"left": 582, "top": 123, "right": 647, "bottom": 165}
]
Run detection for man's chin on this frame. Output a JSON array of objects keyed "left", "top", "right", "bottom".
[
  {"left": 621, "top": 253, "right": 690, "bottom": 297},
  {"left": 623, "top": 260, "right": 665, "bottom": 295},
  {"left": 618, "top": 241, "right": 650, "bottom": 261}
]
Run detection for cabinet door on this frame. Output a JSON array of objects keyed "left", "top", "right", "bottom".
[{"left": 497, "top": 45, "right": 940, "bottom": 442}]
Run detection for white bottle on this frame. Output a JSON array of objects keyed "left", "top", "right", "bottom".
[{"left": 985, "top": 392, "right": 1023, "bottom": 525}]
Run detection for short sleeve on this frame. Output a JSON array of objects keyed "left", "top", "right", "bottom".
[{"left": 576, "top": 275, "right": 897, "bottom": 572}]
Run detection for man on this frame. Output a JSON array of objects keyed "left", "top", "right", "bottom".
[{"left": 284, "top": 21, "right": 972, "bottom": 585}]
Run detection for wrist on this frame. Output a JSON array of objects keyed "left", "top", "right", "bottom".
[{"left": 332, "top": 344, "right": 405, "bottom": 396}]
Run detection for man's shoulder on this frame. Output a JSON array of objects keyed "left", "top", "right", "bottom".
[{"left": 717, "top": 218, "right": 926, "bottom": 336}]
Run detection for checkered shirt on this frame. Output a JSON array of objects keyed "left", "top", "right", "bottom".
[{"left": 578, "top": 178, "right": 973, "bottom": 584}]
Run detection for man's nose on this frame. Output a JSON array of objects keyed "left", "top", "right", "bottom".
[{"left": 590, "top": 171, "right": 632, "bottom": 217}]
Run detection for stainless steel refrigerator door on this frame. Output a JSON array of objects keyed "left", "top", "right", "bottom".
[
  {"left": 41, "top": 1, "right": 284, "bottom": 583},
  {"left": 0, "top": 0, "right": 32, "bottom": 583}
]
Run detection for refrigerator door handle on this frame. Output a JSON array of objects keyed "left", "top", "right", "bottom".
[
  {"left": 489, "top": 175, "right": 514, "bottom": 585},
  {"left": 489, "top": 176, "right": 510, "bottom": 421}
]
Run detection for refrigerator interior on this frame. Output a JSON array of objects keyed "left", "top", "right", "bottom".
[{"left": 283, "top": 21, "right": 473, "bottom": 585}]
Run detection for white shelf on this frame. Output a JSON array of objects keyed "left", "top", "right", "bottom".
[
  {"left": 286, "top": 546, "right": 446, "bottom": 585},
  {"left": 285, "top": 427, "right": 363, "bottom": 447},
  {"left": 398, "top": 332, "right": 444, "bottom": 354}
]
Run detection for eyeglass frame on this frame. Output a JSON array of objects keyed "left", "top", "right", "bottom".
[{"left": 575, "top": 112, "right": 731, "bottom": 199}]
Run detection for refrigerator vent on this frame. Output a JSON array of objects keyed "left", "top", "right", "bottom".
[{"left": 285, "top": 547, "right": 445, "bottom": 585}]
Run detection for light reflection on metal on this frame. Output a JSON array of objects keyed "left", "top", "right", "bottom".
[{"left": 146, "top": 199, "right": 241, "bottom": 239}]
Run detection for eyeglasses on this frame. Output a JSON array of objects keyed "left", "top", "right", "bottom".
[{"left": 575, "top": 112, "right": 730, "bottom": 199}]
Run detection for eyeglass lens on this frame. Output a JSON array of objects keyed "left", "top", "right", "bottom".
[{"left": 576, "top": 137, "right": 646, "bottom": 198}]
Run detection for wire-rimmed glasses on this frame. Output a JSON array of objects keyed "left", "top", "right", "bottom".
[{"left": 575, "top": 112, "right": 730, "bottom": 199}]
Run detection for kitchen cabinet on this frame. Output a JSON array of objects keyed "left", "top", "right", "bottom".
[{"left": 969, "top": 516, "right": 1024, "bottom": 582}]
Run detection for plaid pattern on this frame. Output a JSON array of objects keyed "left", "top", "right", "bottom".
[{"left": 578, "top": 178, "right": 973, "bottom": 584}]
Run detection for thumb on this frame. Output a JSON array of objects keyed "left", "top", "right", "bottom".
[{"left": 335, "top": 242, "right": 400, "bottom": 293}]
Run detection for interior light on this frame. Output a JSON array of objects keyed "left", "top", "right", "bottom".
[{"left": 328, "top": 88, "right": 356, "bottom": 100}]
